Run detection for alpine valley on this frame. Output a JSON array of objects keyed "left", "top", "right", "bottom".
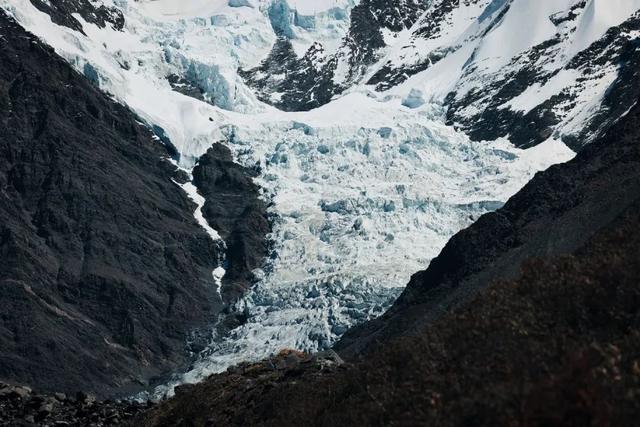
[{"left": 0, "top": 0, "right": 639, "bottom": 425}]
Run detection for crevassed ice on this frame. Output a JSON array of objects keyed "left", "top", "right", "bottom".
[
  {"left": 149, "top": 98, "right": 575, "bottom": 398},
  {"left": 2, "top": 0, "right": 576, "bottom": 399}
]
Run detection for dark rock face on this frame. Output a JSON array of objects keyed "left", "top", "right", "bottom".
[
  {"left": 166, "top": 74, "right": 207, "bottom": 104},
  {"left": 337, "top": 95, "right": 640, "bottom": 358},
  {"left": 192, "top": 143, "right": 271, "bottom": 303},
  {"left": 0, "top": 12, "right": 225, "bottom": 397},
  {"left": 136, "top": 102, "right": 640, "bottom": 427},
  {"left": 239, "top": 38, "right": 339, "bottom": 112},
  {"left": 28, "top": 0, "right": 124, "bottom": 35},
  {"left": 353, "top": 0, "right": 426, "bottom": 33}
]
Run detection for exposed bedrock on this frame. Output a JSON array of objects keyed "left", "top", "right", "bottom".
[{"left": 192, "top": 143, "right": 271, "bottom": 305}]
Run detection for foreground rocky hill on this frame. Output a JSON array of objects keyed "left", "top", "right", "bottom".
[
  {"left": 0, "top": 11, "right": 268, "bottom": 397},
  {"left": 137, "top": 99, "right": 640, "bottom": 425}
]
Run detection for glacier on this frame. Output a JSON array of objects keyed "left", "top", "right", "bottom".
[
  {"left": 6, "top": 0, "right": 639, "bottom": 399},
  {"left": 149, "top": 98, "right": 574, "bottom": 397}
]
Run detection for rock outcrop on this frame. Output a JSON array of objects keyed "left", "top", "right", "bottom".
[{"left": 192, "top": 143, "right": 271, "bottom": 303}]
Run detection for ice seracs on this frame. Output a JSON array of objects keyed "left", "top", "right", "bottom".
[{"left": 149, "top": 94, "right": 574, "bottom": 397}]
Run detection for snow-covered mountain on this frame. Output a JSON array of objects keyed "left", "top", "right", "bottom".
[
  {"left": 2, "top": 0, "right": 637, "bottom": 397},
  {"left": 245, "top": 0, "right": 640, "bottom": 149}
]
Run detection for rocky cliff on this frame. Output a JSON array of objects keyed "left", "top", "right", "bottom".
[{"left": 0, "top": 11, "right": 267, "bottom": 397}]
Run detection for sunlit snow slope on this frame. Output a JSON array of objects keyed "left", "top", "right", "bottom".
[{"left": 3, "top": 0, "right": 636, "bottom": 397}]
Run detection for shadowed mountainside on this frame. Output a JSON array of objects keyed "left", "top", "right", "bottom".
[{"left": 0, "top": 11, "right": 267, "bottom": 398}]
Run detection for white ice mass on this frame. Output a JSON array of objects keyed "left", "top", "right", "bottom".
[{"left": 3, "top": 0, "right": 637, "bottom": 397}]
